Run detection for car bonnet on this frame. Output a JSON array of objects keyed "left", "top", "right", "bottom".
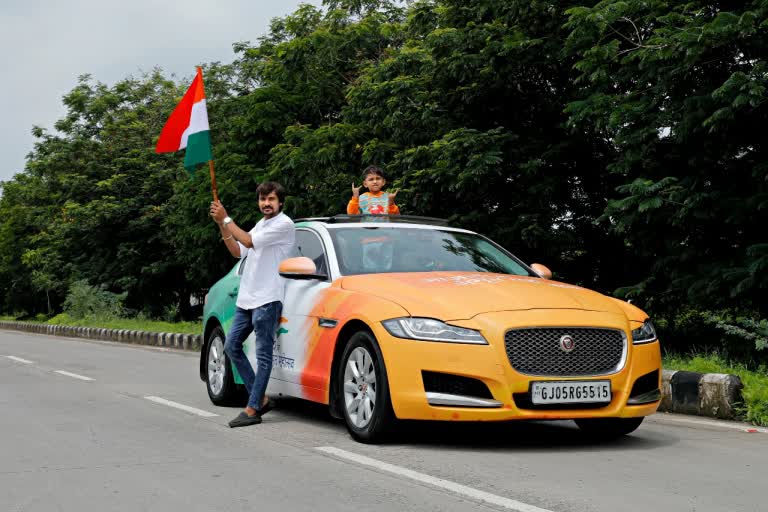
[{"left": 339, "top": 271, "right": 625, "bottom": 320}]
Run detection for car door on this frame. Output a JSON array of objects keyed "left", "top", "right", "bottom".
[{"left": 269, "top": 228, "right": 333, "bottom": 388}]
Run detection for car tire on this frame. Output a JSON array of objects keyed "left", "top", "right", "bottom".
[
  {"left": 574, "top": 417, "right": 644, "bottom": 439},
  {"left": 338, "top": 331, "right": 396, "bottom": 443},
  {"left": 205, "top": 326, "right": 238, "bottom": 406}
]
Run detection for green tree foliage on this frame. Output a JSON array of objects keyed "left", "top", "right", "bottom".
[
  {"left": 260, "top": 0, "right": 629, "bottom": 294},
  {"left": 565, "top": 0, "right": 768, "bottom": 318},
  {"left": 0, "top": 71, "right": 209, "bottom": 317}
]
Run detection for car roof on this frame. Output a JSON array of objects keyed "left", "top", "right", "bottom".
[
  {"left": 295, "top": 214, "right": 449, "bottom": 226},
  {"left": 294, "top": 215, "right": 475, "bottom": 234}
]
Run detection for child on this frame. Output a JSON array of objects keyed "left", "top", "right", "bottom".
[{"left": 347, "top": 165, "right": 400, "bottom": 215}]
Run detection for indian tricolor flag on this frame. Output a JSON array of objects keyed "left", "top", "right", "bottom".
[{"left": 155, "top": 67, "right": 212, "bottom": 171}]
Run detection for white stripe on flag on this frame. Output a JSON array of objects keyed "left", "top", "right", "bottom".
[{"left": 179, "top": 99, "right": 209, "bottom": 150}]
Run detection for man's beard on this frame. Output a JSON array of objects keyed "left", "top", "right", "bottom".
[{"left": 261, "top": 205, "right": 279, "bottom": 215}]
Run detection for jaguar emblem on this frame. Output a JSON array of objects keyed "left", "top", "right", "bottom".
[{"left": 559, "top": 335, "right": 575, "bottom": 353}]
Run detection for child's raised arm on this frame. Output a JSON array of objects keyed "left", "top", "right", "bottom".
[
  {"left": 347, "top": 182, "right": 362, "bottom": 214},
  {"left": 387, "top": 189, "right": 400, "bottom": 215}
]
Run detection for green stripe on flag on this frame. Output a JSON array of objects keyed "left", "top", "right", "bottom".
[{"left": 184, "top": 130, "right": 212, "bottom": 172}]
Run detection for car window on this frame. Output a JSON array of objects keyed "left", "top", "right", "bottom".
[
  {"left": 296, "top": 229, "right": 329, "bottom": 277},
  {"left": 329, "top": 227, "right": 534, "bottom": 276}
]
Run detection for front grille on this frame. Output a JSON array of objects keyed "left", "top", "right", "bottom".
[{"left": 504, "top": 327, "right": 625, "bottom": 376}]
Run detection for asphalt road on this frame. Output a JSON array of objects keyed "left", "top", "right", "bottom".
[{"left": 1, "top": 329, "right": 766, "bottom": 512}]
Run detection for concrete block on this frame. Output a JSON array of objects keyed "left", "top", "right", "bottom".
[
  {"left": 670, "top": 371, "right": 704, "bottom": 415},
  {"left": 700, "top": 373, "right": 743, "bottom": 419},
  {"left": 660, "top": 369, "right": 676, "bottom": 412}
]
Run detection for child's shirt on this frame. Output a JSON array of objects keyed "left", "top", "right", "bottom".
[{"left": 347, "top": 191, "right": 400, "bottom": 215}]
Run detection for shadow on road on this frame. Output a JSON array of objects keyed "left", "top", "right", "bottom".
[{"left": 268, "top": 397, "right": 678, "bottom": 452}]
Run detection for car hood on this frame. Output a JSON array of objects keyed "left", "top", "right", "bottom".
[{"left": 339, "top": 272, "right": 624, "bottom": 320}]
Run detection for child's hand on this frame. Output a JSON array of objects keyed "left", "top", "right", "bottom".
[
  {"left": 388, "top": 189, "right": 398, "bottom": 204},
  {"left": 352, "top": 182, "right": 362, "bottom": 198}
]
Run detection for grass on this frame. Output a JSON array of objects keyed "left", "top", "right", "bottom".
[
  {"left": 664, "top": 353, "right": 768, "bottom": 427},
  {"left": 2, "top": 313, "right": 200, "bottom": 335}
]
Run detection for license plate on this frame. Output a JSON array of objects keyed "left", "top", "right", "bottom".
[{"left": 530, "top": 380, "right": 611, "bottom": 405}]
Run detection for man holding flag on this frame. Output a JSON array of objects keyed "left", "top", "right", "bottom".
[
  {"left": 209, "top": 182, "right": 295, "bottom": 427},
  {"left": 157, "top": 68, "right": 295, "bottom": 427}
]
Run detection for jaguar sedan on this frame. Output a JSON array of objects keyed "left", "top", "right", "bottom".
[{"left": 201, "top": 215, "right": 661, "bottom": 443}]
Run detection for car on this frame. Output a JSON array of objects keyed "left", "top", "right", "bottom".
[{"left": 200, "top": 215, "right": 662, "bottom": 442}]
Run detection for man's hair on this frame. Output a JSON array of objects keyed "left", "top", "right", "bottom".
[
  {"left": 362, "top": 165, "right": 386, "bottom": 180},
  {"left": 257, "top": 181, "right": 286, "bottom": 206}
]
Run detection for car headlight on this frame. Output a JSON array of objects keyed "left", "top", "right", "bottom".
[
  {"left": 631, "top": 320, "right": 657, "bottom": 344},
  {"left": 381, "top": 317, "right": 488, "bottom": 344}
]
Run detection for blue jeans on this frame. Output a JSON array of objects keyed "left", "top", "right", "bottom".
[{"left": 224, "top": 301, "right": 282, "bottom": 411}]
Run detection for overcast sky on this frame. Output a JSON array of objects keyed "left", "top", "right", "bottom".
[{"left": 0, "top": 0, "right": 319, "bottom": 185}]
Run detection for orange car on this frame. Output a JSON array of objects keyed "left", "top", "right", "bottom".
[{"left": 201, "top": 215, "right": 661, "bottom": 442}]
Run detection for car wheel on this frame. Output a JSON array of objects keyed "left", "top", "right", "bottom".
[
  {"left": 574, "top": 417, "right": 644, "bottom": 439},
  {"left": 205, "top": 326, "right": 237, "bottom": 405},
  {"left": 339, "top": 331, "right": 396, "bottom": 443}
]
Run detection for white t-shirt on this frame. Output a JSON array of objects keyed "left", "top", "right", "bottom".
[{"left": 235, "top": 211, "right": 296, "bottom": 310}]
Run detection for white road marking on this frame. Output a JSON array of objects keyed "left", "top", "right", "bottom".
[
  {"left": 652, "top": 413, "right": 767, "bottom": 433},
  {"left": 316, "top": 446, "right": 553, "bottom": 512},
  {"left": 55, "top": 370, "right": 94, "bottom": 381},
  {"left": 5, "top": 356, "right": 34, "bottom": 364},
  {"left": 144, "top": 396, "right": 219, "bottom": 418}
]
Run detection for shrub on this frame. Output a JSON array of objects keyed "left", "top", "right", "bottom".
[
  {"left": 657, "top": 307, "right": 767, "bottom": 367},
  {"left": 63, "top": 280, "right": 127, "bottom": 320},
  {"left": 47, "top": 313, "right": 73, "bottom": 325}
]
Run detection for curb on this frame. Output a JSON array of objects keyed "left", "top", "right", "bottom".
[
  {"left": 0, "top": 320, "right": 202, "bottom": 352},
  {"left": 658, "top": 369, "right": 743, "bottom": 420},
  {"left": 1, "top": 321, "right": 745, "bottom": 421}
]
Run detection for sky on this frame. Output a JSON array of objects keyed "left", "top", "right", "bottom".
[{"left": 0, "top": 0, "right": 319, "bottom": 186}]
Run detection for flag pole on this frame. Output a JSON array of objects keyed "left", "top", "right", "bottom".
[{"left": 208, "top": 160, "right": 219, "bottom": 202}]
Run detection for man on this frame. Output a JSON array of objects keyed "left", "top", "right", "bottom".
[{"left": 209, "top": 182, "right": 295, "bottom": 428}]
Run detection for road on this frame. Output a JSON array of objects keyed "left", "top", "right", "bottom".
[{"left": 1, "top": 329, "right": 766, "bottom": 512}]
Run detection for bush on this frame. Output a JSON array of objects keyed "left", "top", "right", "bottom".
[
  {"left": 47, "top": 313, "right": 73, "bottom": 325},
  {"left": 63, "top": 280, "right": 126, "bottom": 320},
  {"left": 657, "top": 307, "right": 768, "bottom": 367}
]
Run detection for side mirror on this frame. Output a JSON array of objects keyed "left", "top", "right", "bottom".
[
  {"left": 530, "top": 263, "right": 552, "bottom": 280},
  {"left": 279, "top": 257, "right": 327, "bottom": 280}
]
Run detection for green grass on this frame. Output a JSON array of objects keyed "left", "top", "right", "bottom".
[
  {"left": 664, "top": 353, "right": 768, "bottom": 427},
  {"left": 3, "top": 313, "right": 200, "bottom": 335}
]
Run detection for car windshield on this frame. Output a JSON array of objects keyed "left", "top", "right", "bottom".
[{"left": 329, "top": 227, "right": 535, "bottom": 276}]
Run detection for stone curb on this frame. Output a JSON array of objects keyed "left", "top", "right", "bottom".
[
  {"left": 0, "top": 321, "right": 745, "bottom": 420},
  {"left": 0, "top": 320, "right": 202, "bottom": 352},
  {"left": 658, "top": 369, "right": 743, "bottom": 420}
]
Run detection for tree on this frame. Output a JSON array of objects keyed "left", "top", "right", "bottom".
[{"left": 565, "top": 0, "right": 768, "bottom": 316}]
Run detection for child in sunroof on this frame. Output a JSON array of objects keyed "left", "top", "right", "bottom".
[{"left": 347, "top": 165, "right": 400, "bottom": 215}]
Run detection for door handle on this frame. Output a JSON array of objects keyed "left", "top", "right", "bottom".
[{"left": 228, "top": 287, "right": 239, "bottom": 298}]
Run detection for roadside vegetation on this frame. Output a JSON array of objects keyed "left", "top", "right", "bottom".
[{"left": 0, "top": 282, "right": 199, "bottom": 334}]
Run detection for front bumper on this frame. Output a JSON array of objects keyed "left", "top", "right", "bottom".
[{"left": 373, "top": 309, "right": 662, "bottom": 422}]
